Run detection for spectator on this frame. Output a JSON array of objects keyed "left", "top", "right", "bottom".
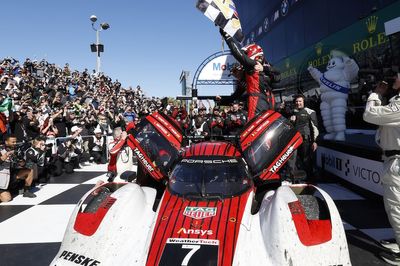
[
  {"left": 89, "top": 127, "right": 107, "bottom": 164},
  {"left": 23, "top": 109, "right": 39, "bottom": 140}
]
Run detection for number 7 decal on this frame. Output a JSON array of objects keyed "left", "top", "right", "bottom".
[{"left": 181, "top": 244, "right": 201, "bottom": 266}]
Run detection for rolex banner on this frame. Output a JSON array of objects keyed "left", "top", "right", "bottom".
[{"left": 196, "top": 0, "right": 244, "bottom": 43}]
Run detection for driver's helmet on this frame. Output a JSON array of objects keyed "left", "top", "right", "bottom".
[{"left": 242, "top": 44, "right": 264, "bottom": 61}]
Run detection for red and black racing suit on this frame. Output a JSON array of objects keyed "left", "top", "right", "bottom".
[{"left": 221, "top": 32, "right": 277, "bottom": 120}]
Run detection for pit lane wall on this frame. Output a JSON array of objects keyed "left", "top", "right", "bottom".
[{"left": 316, "top": 146, "right": 383, "bottom": 196}]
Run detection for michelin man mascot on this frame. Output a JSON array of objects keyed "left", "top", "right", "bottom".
[{"left": 308, "top": 50, "right": 359, "bottom": 141}]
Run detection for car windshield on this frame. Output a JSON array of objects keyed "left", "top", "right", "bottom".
[
  {"left": 133, "top": 122, "right": 178, "bottom": 176},
  {"left": 168, "top": 157, "right": 252, "bottom": 200}
]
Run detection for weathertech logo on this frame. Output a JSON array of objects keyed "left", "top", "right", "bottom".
[
  {"left": 183, "top": 207, "right": 217, "bottom": 219},
  {"left": 133, "top": 148, "right": 154, "bottom": 172}
]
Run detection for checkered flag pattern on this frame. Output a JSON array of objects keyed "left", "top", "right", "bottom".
[{"left": 196, "top": 0, "right": 244, "bottom": 43}]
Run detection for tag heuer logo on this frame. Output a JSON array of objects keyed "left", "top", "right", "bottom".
[{"left": 183, "top": 207, "right": 217, "bottom": 219}]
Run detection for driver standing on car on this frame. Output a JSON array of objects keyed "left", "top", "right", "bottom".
[
  {"left": 219, "top": 28, "right": 279, "bottom": 120},
  {"left": 363, "top": 73, "right": 400, "bottom": 265}
]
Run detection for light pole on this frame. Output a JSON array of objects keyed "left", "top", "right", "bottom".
[{"left": 90, "top": 15, "right": 110, "bottom": 74}]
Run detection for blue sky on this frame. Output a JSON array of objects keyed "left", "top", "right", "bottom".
[{"left": 0, "top": 0, "right": 232, "bottom": 97}]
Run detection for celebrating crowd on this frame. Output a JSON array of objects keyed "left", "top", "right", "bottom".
[{"left": 0, "top": 57, "right": 163, "bottom": 201}]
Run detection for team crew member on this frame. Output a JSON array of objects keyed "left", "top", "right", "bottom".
[
  {"left": 363, "top": 74, "right": 400, "bottom": 265},
  {"left": 290, "top": 95, "right": 319, "bottom": 179},
  {"left": 219, "top": 29, "right": 279, "bottom": 120},
  {"left": 107, "top": 127, "right": 128, "bottom": 182},
  {"left": 225, "top": 101, "right": 247, "bottom": 135}
]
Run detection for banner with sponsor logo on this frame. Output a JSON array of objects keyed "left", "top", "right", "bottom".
[
  {"left": 271, "top": 1, "right": 400, "bottom": 88},
  {"left": 317, "top": 147, "right": 383, "bottom": 195},
  {"left": 196, "top": 0, "right": 244, "bottom": 43},
  {"left": 197, "top": 53, "right": 238, "bottom": 81}
]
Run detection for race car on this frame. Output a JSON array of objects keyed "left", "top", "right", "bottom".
[{"left": 51, "top": 111, "right": 351, "bottom": 266}]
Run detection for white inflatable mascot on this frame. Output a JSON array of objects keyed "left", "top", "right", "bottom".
[{"left": 308, "top": 50, "right": 359, "bottom": 141}]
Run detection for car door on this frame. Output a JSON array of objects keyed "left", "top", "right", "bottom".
[
  {"left": 127, "top": 112, "right": 183, "bottom": 181},
  {"left": 239, "top": 110, "right": 303, "bottom": 181}
]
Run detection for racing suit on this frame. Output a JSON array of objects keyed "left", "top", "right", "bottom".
[
  {"left": 363, "top": 92, "right": 400, "bottom": 247},
  {"left": 221, "top": 32, "right": 277, "bottom": 120},
  {"left": 107, "top": 137, "right": 127, "bottom": 180}
]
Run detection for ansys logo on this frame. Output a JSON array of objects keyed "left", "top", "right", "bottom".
[
  {"left": 366, "top": 15, "right": 378, "bottom": 34},
  {"left": 315, "top": 42, "right": 323, "bottom": 56}
]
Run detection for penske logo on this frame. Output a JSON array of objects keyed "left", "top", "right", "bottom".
[
  {"left": 269, "top": 146, "right": 294, "bottom": 173},
  {"left": 133, "top": 148, "right": 154, "bottom": 172},
  {"left": 59, "top": 250, "right": 100, "bottom": 265},
  {"left": 183, "top": 207, "right": 217, "bottom": 219},
  {"left": 177, "top": 228, "right": 213, "bottom": 236}
]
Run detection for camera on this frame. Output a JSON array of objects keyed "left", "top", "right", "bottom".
[{"left": 7, "top": 142, "right": 30, "bottom": 168}]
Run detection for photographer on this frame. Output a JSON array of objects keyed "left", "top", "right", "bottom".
[
  {"left": 88, "top": 127, "right": 107, "bottom": 164},
  {"left": 68, "top": 125, "right": 90, "bottom": 166},
  {"left": 25, "top": 137, "right": 48, "bottom": 183},
  {"left": 54, "top": 138, "right": 79, "bottom": 175},
  {"left": 0, "top": 135, "right": 37, "bottom": 201}
]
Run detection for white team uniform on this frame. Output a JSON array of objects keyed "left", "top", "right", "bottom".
[{"left": 364, "top": 92, "right": 400, "bottom": 247}]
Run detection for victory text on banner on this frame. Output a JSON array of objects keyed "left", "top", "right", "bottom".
[{"left": 196, "top": 0, "right": 244, "bottom": 43}]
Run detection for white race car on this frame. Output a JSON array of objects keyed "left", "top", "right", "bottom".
[{"left": 51, "top": 111, "right": 351, "bottom": 266}]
